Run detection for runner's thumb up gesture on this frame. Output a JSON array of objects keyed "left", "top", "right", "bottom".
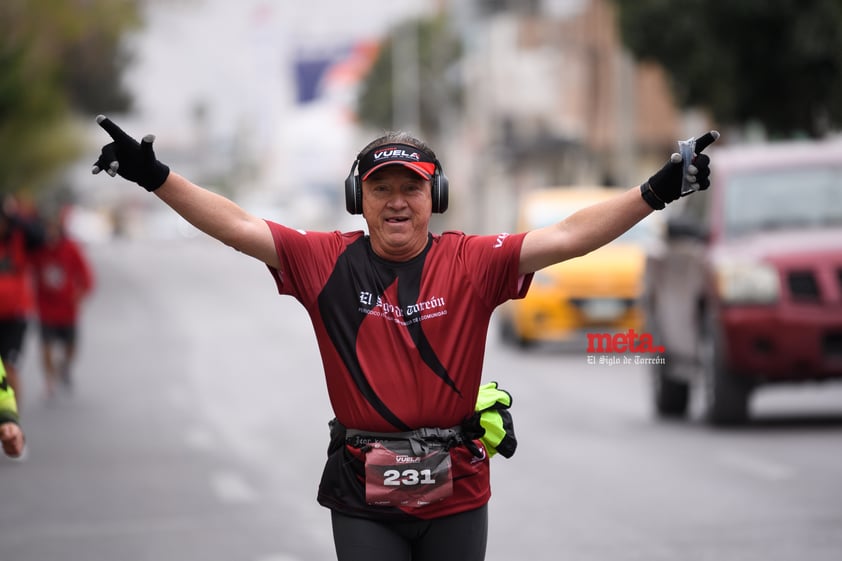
[{"left": 91, "top": 115, "right": 170, "bottom": 192}]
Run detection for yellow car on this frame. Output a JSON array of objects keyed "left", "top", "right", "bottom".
[{"left": 498, "top": 187, "right": 660, "bottom": 347}]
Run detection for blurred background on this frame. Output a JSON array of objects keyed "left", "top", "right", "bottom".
[
  {"left": 8, "top": 0, "right": 842, "bottom": 237},
  {"left": 2, "top": 1, "right": 842, "bottom": 561}
]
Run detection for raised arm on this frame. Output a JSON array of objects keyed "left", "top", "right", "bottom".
[
  {"left": 92, "top": 116, "right": 279, "bottom": 268},
  {"left": 153, "top": 173, "right": 278, "bottom": 267},
  {"left": 519, "top": 131, "right": 719, "bottom": 274},
  {"left": 519, "top": 187, "right": 652, "bottom": 273}
]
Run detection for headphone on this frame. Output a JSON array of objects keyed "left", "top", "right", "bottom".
[{"left": 344, "top": 152, "right": 449, "bottom": 215}]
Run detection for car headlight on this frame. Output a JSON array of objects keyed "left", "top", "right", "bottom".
[{"left": 715, "top": 261, "right": 780, "bottom": 304}]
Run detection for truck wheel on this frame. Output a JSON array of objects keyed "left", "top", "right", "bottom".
[
  {"left": 653, "top": 361, "right": 690, "bottom": 418},
  {"left": 700, "top": 312, "right": 751, "bottom": 426},
  {"left": 646, "top": 314, "right": 689, "bottom": 418}
]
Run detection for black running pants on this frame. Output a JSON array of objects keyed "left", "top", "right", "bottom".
[{"left": 331, "top": 504, "right": 488, "bottom": 561}]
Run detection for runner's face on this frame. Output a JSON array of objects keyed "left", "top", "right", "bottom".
[{"left": 362, "top": 166, "right": 432, "bottom": 261}]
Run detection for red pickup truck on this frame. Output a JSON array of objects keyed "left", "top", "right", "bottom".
[{"left": 643, "top": 139, "right": 842, "bottom": 425}]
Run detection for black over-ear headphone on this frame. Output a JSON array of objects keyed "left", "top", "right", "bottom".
[{"left": 344, "top": 154, "right": 449, "bottom": 215}]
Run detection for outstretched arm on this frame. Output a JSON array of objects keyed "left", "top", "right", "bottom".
[
  {"left": 154, "top": 173, "right": 278, "bottom": 267},
  {"left": 92, "top": 116, "right": 279, "bottom": 268},
  {"left": 519, "top": 131, "right": 719, "bottom": 275},
  {"left": 519, "top": 187, "right": 652, "bottom": 274}
]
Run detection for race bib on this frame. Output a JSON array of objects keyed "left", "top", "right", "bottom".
[{"left": 363, "top": 441, "right": 453, "bottom": 507}]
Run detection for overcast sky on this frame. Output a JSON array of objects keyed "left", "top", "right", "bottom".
[
  {"left": 124, "top": 0, "right": 435, "bottom": 141},
  {"left": 113, "top": 0, "right": 587, "bottom": 197}
]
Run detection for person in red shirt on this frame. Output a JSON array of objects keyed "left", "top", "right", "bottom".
[
  {"left": 31, "top": 208, "right": 94, "bottom": 398},
  {"left": 92, "top": 115, "right": 717, "bottom": 561},
  {"left": 0, "top": 198, "right": 43, "bottom": 406}
]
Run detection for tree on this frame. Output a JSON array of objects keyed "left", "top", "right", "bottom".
[
  {"left": 614, "top": 0, "right": 842, "bottom": 138},
  {"left": 0, "top": 0, "right": 140, "bottom": 196},
  {"left": 356, "top": 15, "right": 463, "bottom": 140}
]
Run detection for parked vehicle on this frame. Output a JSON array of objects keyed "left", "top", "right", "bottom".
[
  {"left": 644, "top": 139, "right": 842, "bottom": 425},
  {"left": 499, "top": 187, "right": 660, "bottom": 348}
]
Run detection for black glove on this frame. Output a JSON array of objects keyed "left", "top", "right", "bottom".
[
  {"left": 91, "top": 115, "right": 170, "bottom": 192},
  {"left": 640, "top": 130, "right": 719, "bottom": 210}
]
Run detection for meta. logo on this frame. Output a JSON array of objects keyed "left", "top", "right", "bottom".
[
  {"left": 586, "top": 329, "right": 665, "bottom": 353},
  {"left": 374, "top": 148, "right": 420, "bottom": 161}
]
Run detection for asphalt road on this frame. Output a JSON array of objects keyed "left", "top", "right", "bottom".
[{"left": 3, "top": 236, "right": 841, "bottom": 561}]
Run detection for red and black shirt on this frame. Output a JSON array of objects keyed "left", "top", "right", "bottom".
[{"left": 266, "top": 223, "right": 532, "bottom": 520}]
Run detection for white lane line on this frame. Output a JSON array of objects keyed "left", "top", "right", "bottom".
[
  {"left": 716, "top": 449, "right": 795, "bottom": 481},
  {"left": 210, "top": 470, "right": 258, "bottom": 504}
]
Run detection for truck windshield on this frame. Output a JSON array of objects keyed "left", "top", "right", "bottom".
[{"left": 723, "top": 166, "right": 842, "bottom": 238}]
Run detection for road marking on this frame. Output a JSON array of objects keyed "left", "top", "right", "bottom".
[
  {"left": 716, "top": 449, "right": 794, "bottom": 481},
  {"left": 210, "top": 470, "right": 258, "bottom": 503}
]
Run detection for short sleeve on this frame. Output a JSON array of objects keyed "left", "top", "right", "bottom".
[
  {"left": 264, "top": 221, "right": 363, "bottom": 306},
  {"left": 452, "top": 231, "right": 533, "bottom": 309}
]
